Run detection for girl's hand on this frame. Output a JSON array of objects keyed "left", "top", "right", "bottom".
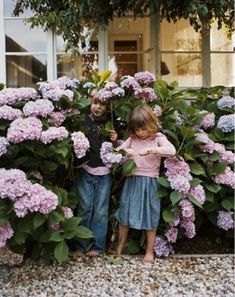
[
  {"left": 124, "top": 148, "right": 135, "bottom": 157},
  {"left": 138, "top": 148, "right": 151, "bottom": 156},
  {"left": 138, "top": 148, "right": 160, "bottom": 155},
  {"left": 109, "top": 130, "right": 118, "bottom": 142}
]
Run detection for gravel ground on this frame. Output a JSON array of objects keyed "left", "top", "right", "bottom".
[{"left": 0, "top": 252, "right": 234, "bottom": 297}]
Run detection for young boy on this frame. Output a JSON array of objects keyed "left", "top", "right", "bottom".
[{"left": 74, "top": 92, "right": 117, "bottom": 256}]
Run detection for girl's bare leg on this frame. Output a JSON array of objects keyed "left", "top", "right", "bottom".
[
  {"left": 117, "top": 224, "right": 129, "bottom": 254},
  {"left": 144, "top": 230, "right": 156, "bottom": 263}
]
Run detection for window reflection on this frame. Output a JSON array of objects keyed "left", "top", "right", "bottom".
[
  {"left": 6, "top": 55, "right": 47, "bottom": 87},
  {"left": 161, "top": 53, "right": 202, "bottom": 87},
  {"left": 5, "top": 20, "right": 47, "bottom": 52},
  {"left": 211, "top": 54, "right": 234, "bottom": 86},
  {"left": 4, "top": 0, "right": 33, "bottom": 18}
]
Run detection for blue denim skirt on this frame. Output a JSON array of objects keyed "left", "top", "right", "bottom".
[{"left": 115, "top": 176, "right": 160, "bottom": 230}]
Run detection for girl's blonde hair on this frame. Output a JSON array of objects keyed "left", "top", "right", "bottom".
[{"left": 128, "top": 104, "right": 159, "bottom": 137}]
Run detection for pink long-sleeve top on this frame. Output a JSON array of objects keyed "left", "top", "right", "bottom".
[{"left": 119, "top": 132, "right": 176, "bottom": 178}]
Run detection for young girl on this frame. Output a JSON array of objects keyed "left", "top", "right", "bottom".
[
  {"left": 74, "top": 92, "right": 117, "bottom": 257},
  {"left": 115, "top": 104, "right": 176, "bottom": 263}
]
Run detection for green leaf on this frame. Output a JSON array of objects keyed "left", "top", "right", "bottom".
[
  {"left": 205, "top": 191, "right": 215, "bottom": 203},
  {"left": 203, "top": 201, "right": 218, "bottom": 212},
  {"left": 210, "top": 162, "right": 227, "bottom": 176},
  {"left": 162, "top": 209, "right": 175, "bottom": 222},
  {"left": 41, "top": 161, "right": 58, "bottom": 172},
  {"left": 157, "top": 187, "right": 169, "bottom": 198},
  {"left": 48, "top": 210, "right": 65, "bottom": 224},
  {"left": 123, "top": 240, "right": 141, "bottom": 254},
  {"left": 17, "top": 216, "right": 33, "bottom": 233},
  {"left": 49, "top": 231, "right": 63, "bottom": 242},
  {"left": 157, "top": 177, "right": 170, "bottom": 188},
  {"left": 190, "top": 178, "right": 202, "bottom": 187},
  {"left": 123, "top": 160, "right": 136, "bottom": 176},
  {"left": 189, "top": 163, "right": 206, "bottom": 175},
  {"left": 63, "top": 229, "right": 78, "bottom": 240},
  {"left": 205, "top": 183, "right": 221, "bottom": 193},
  {"left": 54, "top": 240, "right": 69, "bottom": 264},
  {"left": 221, "top": 198, "right": 234, "bottom": 211},
  {"left": 54, "top": 147, "right": 69, "bottom": 158},
  {"left": 207, "top": 152, "right": 220, "bottom": 161},
  {"left": 77, "top": 96, "right": 90, "bottom": 109},
  {"left": 184, "top": 153, "right": 195, "bottom": 161},
  {"left": 179, "top": 126, "right": 196, "bottom": 139},
  {"left": 76, "top": 226, "right": 93, "bottom": 239},
  {"left": 187, "top": 194, "right": 203, "bottom": 208},
  {"left": 13, "top": 232, "right": 28, "bottom": 245},
  {"left": 33, "top": 214, "right": 46, "bottom": 229},
  {"left": 63, "top": 217, "right": 82, "bottom": 232},
  {"left": 0, "top": 217, "right": 8, "bottom": 226},
  {"left": 170, "top": 191, "right": 182, "bottom": 205}
]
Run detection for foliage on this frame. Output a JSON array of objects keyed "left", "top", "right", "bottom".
[
  {"left": 0, "top": 71, "right": 234, "bottom": 260},
  {"left": 13, "top": 0, "right": 234, "bottom": 52}
]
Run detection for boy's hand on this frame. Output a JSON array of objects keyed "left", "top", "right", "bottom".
[{"left": 110, "top": 130, "right": 118, "bottom": 142}]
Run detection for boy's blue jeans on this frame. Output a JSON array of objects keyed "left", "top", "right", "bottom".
[{"left": 74, "top": 169, "right": 112, "bottom": 253}]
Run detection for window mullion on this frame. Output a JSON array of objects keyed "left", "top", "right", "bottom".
[
  {"left": 202, "top": 24, "right": 211, "bottom": 87},
  {"left": 98, "top": 26, "right": 108, "bottom": 72},
  {"left": 47, "top": 28, "right": 57, "bottom": 81},
  {"left": 0, "top": 1, "right": 6, "bottom": 84}
]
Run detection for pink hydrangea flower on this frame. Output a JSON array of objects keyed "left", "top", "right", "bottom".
[{"left": 71, "top": 131, "right": 90, "bottom": 158}]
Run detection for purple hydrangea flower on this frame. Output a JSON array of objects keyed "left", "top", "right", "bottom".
[
  {"left": 100, "top": 142, "right": 123, "bottom": 168},
  {"left": 134, "top": 87, "right": 157, "bottom": 102},
  {"left": 217, "top": 211, "right": 234, "bottom": 230},
  {"left": 62, "top": 207, "right": 74, "bottom": 218},
  {"left": 179, "top": 199, "right": 195, "bottom": 220},
  {"left": 189, "top": 185, "right": 206, "bottom": 205},
  {"left": 217, "top": 96, "right": 235, "bottom": 109},
  {"left": 7, "top": 117, "right": 43, "bottom": 143},
  {"left": 217, "top": 114, "right": 235, "bottom": 133},
  {"left": 71, "top": 131, "right": 90, "bottom": 158},
  {"left": 41, "top": 127, "right": 69, "bottom": 144},
  {"left": 214, "top": 167, "right": 235, "bottom": 189},
  {"left": 0, "top": 87, "right": 38, "bottom": 106},
  {"left": 169, "top": 175, "right": 191, "bottom": 194},
  {"left": 94, "top": 89, "right": 113, "bottom": 103},
  {"left": 23, "top": 99, "right": 54, "bottom": 118},
  {"left": 180, "top": 219, "right": 196, "bottom": 239},
  {"left": 0, "top": 222, "right": 14, "bottom": 248},
  {"left": 153, "top": 105, "right": 162, "bottom": 117},
  {"left": 165, "top": 227, "right": 178, "bottom": 243},
  {"left": 134, "top": 71, "right": 156, "bottom": 86},
  {"left": 200, "top": 112, "right": 215, "bottom": 130},
  {"left": 153, "top": 236, "right": 174, "bottom": 257},
  {"left": 0, "top": 105, "right": 22, "bottom": 121},
  {"left": 164, "top": 157, "right": 192, "bottom": 180},
  {"left": 0, "top": 137, "right": 9, "bottom": 156}
]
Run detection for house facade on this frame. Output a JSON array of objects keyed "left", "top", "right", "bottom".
[{"left": 0, "top": 0, "right": 234, "bottom": 88}]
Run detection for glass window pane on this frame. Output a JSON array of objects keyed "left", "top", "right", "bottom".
[
  {"left": 108, "top": 17, "right": 150, "bottom": 52},
  {"left": 108, "top": 53, "right": 150, "bottom": 80},
  {"left": 6, "top": 55, "right": 47, "bottom": 87},
  {"left": 5, "top": 20, "right": 47, "bottom": 52},
  {"left": 211, "top": 53, "right": 235, "bottom": 86},
  {"left": 161, "top": 53, "right": 202, "bottom": 87},
  {"left": 4, "top": 0, "right": 33, "bottom": 18},
  {"left": 211, "top": 23, "right": 234, "bottom": 51},
  {"left": 160, "top": 20, "right": 201, "bottom": 51},
  {"left": 57, "top": 54, "right": 99, "bottom": 79},
  {"left": 56, "top": 31, "right": 98, "bottom": 52}
]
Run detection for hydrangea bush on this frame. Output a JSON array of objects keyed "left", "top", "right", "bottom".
[{"left": 0, "top": 71, "right": 234, "bottom": 261}]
